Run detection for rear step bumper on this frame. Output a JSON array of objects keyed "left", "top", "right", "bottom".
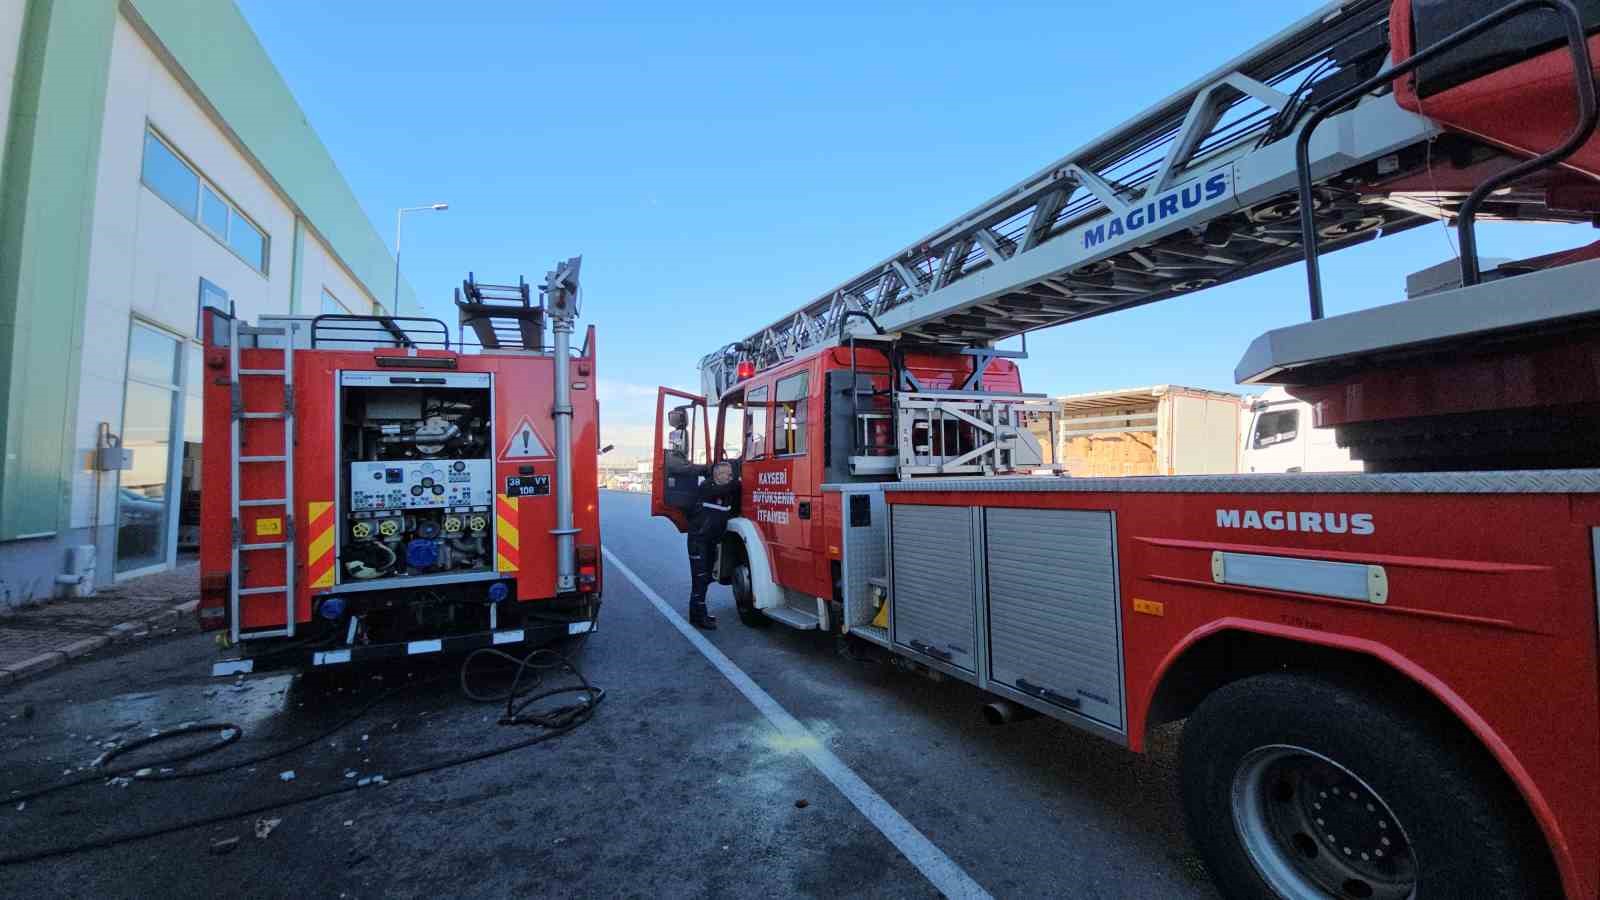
[{"left": 211, "top": 619, "right": 595, "bottom": 677}]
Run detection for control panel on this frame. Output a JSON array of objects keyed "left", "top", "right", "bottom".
[{"left": 349, "top": 459, "right": 494, "bottom": 511}]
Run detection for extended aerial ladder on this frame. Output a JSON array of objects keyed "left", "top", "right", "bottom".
[{"left": 700, "top": 0, "right": 1599, "bottom": 413}]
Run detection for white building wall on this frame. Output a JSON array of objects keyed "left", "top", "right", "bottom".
[
  {"left": 301, "top": 226, "right": 381, "bottom": 317},
  {"left": 69, "top": 13, "right": 310, "bottom": 573}
]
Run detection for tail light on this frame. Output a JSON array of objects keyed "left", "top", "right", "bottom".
[
  {"left": 576, "top": 545, "right": 599, "bottom": 592},
  {"left": 198, "top": 573, "right": 229, "bottom": 631}
]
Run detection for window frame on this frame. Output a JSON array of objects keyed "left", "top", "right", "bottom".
[
  {"left": 116, "top": 317, "right": 190, "bottom": 580},
  {"left": 773, "top": 370, "right": 809, "bottom": 457},
  {"left": 139, "top": 125, "right": 270, "bottom": 276},
  {"left": 1252, "top": 408, "right": 1301, "bottom": 449},
  {"left": 196, "top": 278, "right": 228, "bottom": 336},
  {"left": 718, "top": 394, "right": 746, "bottom": 462},
  {"left": 744, "top": 386, "right": 770, "bottom": 461},
  {"left": 321, "top": 287, "right": 354, "bottom": 315}
]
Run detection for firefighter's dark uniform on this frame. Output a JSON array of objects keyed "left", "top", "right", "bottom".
[{"left": 686, "top": 470, "right": 739, "bottom": 629}]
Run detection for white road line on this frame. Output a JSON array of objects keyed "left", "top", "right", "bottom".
[{"left": 603, "top": 548, "right": 992, "bottom": 900}]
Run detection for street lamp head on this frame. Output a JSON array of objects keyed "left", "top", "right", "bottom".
[{"left": 431, "top": 203, "right": 449, "bottom": 211}]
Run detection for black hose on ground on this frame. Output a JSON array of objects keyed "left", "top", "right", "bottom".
[{"left": 0, "top": 645, "right": 603, "bottom": 867}]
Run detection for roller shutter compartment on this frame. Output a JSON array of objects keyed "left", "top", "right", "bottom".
[
  {"left": 890, "top": 504, "right": 977, "bottom": 673},
  {"left": 985, "top": 508, "right": 1124, "bottom": 730}
]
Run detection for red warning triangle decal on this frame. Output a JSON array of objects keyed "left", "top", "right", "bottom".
[{"left": 500, "top": 417, "right": 552, "bottom": 459}]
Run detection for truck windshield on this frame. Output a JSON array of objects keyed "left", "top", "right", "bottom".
[
  {"left": 1253, "top": 409, "right": 1300, "bottom": 448},
  {"left": 745, "top": 387, "right": 769, "bottom": 460},
  {"left": 720, "top": 397, "right": 745, "bottom": 461}
]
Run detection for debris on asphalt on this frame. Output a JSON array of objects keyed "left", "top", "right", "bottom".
[
  {"left": 18, "top": 704, "right": 33, "bottom": 720},
  {"left": 106, "top": 776, "right": 132, "bottom": 788},
  {"left": 210, "top": 836, "right": 239, "bottom": 855},
  {"left": 15, "top": 802, "right": 25, "bottom": 811},
  {"left": 343, "top": 820, "right": 354, "bottom": 827},
  {"left": 134, "top": 768, "right": 153, "bottom": 778},
  {"left": 279, "top": 770, "right": 296, "bottom": 782},
  {"left": 795, "top": 799, "right": 809, "bottom": 809},
  {"left": 254, "top": 817, "right": 281, "bottom": 839}
]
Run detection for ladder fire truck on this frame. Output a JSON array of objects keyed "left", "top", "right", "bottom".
[
  {"left": 651, "top": 2, "right": 1600, "bottom": 897},
  {"left": 200, "top": 258, "right": 603, "bottom": 676}
]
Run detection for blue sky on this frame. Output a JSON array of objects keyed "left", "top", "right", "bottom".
[{"left": 237, "top": 0, "right": 1590, "bottom": 458}]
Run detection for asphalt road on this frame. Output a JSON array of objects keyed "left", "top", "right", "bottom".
[{"left": 0, "top": 490, "right": 1214, "bottom": 898}]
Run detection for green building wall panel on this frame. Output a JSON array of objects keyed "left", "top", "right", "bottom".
[{"left": 0, "top": 0, "right": 117, "bottom": 540}]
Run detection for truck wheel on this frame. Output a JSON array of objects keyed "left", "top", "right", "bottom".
[
  {"left": 1180, "top": 672, "right": 1552, "bottom": 900},
  {"left": 730, "top": 556, "right": 768, "bottom": 628}
]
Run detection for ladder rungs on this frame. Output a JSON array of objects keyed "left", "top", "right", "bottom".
[
  {"left": 242, "top": 412, "right": 285, "bottom": 419},
  {"left": 238, "top": 585, "right": 288, "bottom": 596},
  {"left": 239, "top": 498, "right": 287, "bottom": 507},
  {"left": 240, "top": 455, "right": 287, "bottom": 463},
  {"left": 240, "top": 542, "right": 287, "bottom": 551},
  {"left": 239, "top": 369, "right": 286, "bottom": 376}
]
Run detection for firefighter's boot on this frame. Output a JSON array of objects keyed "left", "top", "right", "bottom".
[{"left": 689, "top": 599, "right": 718, "bottom": 630}]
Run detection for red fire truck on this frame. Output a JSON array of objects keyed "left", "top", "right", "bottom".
[
  {"left": 201, "top": 259, "right": 602, "bottom": 675},
  {"left": 653, "top": 2, "right": 1600, "bottom": 897}
]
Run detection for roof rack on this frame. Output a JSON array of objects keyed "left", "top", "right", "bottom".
[
  {"left": 310, "top": 314, "right": 451, "bottom": 349},
  {"left": 455, "top": 273, "right": 546, "bottom": 351}
]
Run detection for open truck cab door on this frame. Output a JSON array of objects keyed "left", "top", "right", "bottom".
[{"left": 651, "top": 387, "right": 710, "bottom": 532}]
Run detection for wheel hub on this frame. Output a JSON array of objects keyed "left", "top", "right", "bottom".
[{"left": 1231, "top": 745, "right": 1418, "bottom": 900}]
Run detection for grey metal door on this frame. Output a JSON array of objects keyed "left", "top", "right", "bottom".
[
  {"left": 890, "top": 504, "right": 977, "bottom": 673},
  {"left": 985, "top": 508, "right": 1124, "bottom": 730}
]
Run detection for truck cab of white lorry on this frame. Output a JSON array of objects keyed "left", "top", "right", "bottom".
[{"left": 1241, "top": 387, "right": 1362, "bottom": 474}]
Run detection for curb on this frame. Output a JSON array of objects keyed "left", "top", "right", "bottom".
[{"left": 0, "top": 596, "right": 197, "bottom": 692}]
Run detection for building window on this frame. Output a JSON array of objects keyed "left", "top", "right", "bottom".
[
  {"left": 140, "top": 127, "right": 269, "bottom": 275},
  {"left": 141, "top": 131, "right": 198, "bottom": 216},
  {"left": 321, "top": 288, "right": 352, "bottom": 315},
  {"left": 117, "top": 322, "right": 184, "bottom": 576},
  {"left": 774, "top": 371, "right": 808, "bottom": 456},
  {"left": 199, "top": 186, "right": 229, "bottom": 238},
  {"left": 229, "top": 218, "right": 266, "bottom": 269},
  {"left": 196, "top": 278, "right": 228, "bottom": 336}
]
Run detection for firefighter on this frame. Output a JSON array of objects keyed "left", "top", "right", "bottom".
[
  {"left": 687, "top": 459, "right": 739, "bottom": 630},
  {"left": 662, "top": 406, "right": 705, "bottom": 513}
]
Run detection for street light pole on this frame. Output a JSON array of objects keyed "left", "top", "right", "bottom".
[{"left": 392, "top": 203, "right": 448, "bottom": 314}]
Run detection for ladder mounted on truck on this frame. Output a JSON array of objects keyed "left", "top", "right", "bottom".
[
  {"left": 227, "top": 316, "right": 300, "bottom": 644},
  {"left": 698, "top": 0, "right": 1594, "bottom": 403},
  {"left": 838, "top": 332, "right": 1058, "bottom": 479},
  {"left": 455, "top": 273, "right": 547, "bottom": 351}
]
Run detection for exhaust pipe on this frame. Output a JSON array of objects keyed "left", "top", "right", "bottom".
[{"left": 982, "top": 697, "right": 1040, "bottom": 726}]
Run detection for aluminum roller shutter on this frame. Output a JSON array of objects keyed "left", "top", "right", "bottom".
[
  {"left": 890, "top": 504, "right": 977, "bottom": 673},
  {"left": 985, "top": 508, "right": 1124, "bottom": 730}
]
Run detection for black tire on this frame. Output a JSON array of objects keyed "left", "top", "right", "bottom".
[
  {"left": 1180, "top": 672, "right": 1553, "bottom": 900},
  {"left": 730, "top": 554, "right": 768, "bottom": 628}
]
